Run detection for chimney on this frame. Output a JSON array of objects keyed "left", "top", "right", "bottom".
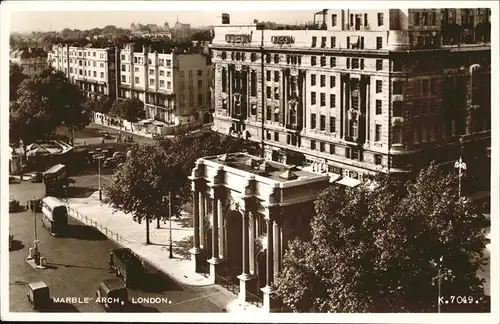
[{"left": 222, "top": 13, "right": 230, "bottom": 24}]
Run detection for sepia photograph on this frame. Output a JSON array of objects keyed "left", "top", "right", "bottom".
[{"left": 1, "top": 1, "right": 498, "bottom": 323}]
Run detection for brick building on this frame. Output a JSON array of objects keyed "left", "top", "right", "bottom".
[
  {"left": 210, "top": 8, "right": 491, "bottom": 190},
  {"left": 10, "top": 47, "right": 48, "bottom": 76}
]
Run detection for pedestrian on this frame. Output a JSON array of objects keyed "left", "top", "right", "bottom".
[{"left": 102, "top": 138, "right": 105, "bottom": 145}]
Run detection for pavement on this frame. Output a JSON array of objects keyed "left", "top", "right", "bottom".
[
  {"left": 92, "top": 118, "right": 154, "bottom": 138},
  {"left": 65, "top": 191, "right": 212, "bottom": 287}
]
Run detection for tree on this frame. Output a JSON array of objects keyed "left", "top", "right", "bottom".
[
  {"left": 10, "top": 67, "right": 89, "bottom": 143},
  {"left": 85, "top": 95, "right": 113, "bottom": 114},
  {"left": 113, "top": 98, "right": 145, "bottom": 131},
  {"left": 104, "top": 132, "right": 258, "bottom": 244},
  {"left": 10, "top": 62, "right": 27, "bottom": 102},
  {"left": 275, "top": 164, "right": 489, "bottom": 312}
]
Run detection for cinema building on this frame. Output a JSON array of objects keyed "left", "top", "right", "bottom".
[{"left": 210, "top": 8, "right": 491, "bottom": 192}]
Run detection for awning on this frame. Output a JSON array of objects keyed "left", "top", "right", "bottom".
[
  {"left": 336, "top": 177, "right": 360, "bottom": 187},
  {"left": 328, "top": 173, "right": 341, "bottom": 183}
]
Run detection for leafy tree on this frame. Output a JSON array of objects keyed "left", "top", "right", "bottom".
[
  {"left": 85, "top": 95, "right": 113, "bottom": 114},
  {"left": 275, "top": 164, "right": 489, "bottom": 312},
  {"left": 10, "top": 67, "right": 89, "bottom": 143},
  {"left": 104, "top": 132, "right": 258, "bottom": 243},
  {"left": 9, "top": 62, "right": 27, "bottom": 102},
  {"left": 113, "top": 98, "right": 146, "bottom": 131}
]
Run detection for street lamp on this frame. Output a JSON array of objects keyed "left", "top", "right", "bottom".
[
  {"left": 162, "top": 192, "right": 174, "bottom": 259},
  {"left": 454, "top": 157, "right": 467, "bottom": 197},
  {"left": 95, "top": 154, "right": 105, "bottom": 201},
  {"left": 432, "top": 256, "right": 453, "bottom": 313}
]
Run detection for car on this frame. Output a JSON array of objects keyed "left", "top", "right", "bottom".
[
  {"left": 112, "top": 152, "right": 126, "bottom": 162},
  {"left": 9, "top": 199, "right": 20, "bottom": 212},
  {"left": 103, "top": 158, "right": 117, "bottom": 168},
  {"left": 29, "top": 172, "right": 43, "bottom": 183},
  {"left": 9, "top": 176, "right": 16, "bottom": 184},
  {"left": 100, "top": 131, "right": 114, "bottom": 139}
]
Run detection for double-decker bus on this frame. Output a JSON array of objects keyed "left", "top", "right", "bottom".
[
  {"left": 43, "top": 164, "right": 68, "bottom": 196},
  {"left": 41, "top": 197, "right": 68, "bottom": 236}
]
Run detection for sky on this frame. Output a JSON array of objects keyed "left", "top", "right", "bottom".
[{"left": 9, "top": 8, "right": 316, "bottom": 33}]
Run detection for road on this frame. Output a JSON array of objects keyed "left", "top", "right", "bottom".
[{"left": 9, "top": 180, "right": 232, "bottom": 313}]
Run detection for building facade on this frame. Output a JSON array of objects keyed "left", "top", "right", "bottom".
[
  {"left": 189, "top": 153, "right": 330, "bottom": 311},
  {"left": 47, "top": 44, "right": 117, "bottom": 99},
  {"left": 118, "top": 44, "right": 212, "bottom": 125},
  {"left": 10, "top": 47, "right": 48, "bottom": 76},
  {"left": 210, "top": 8, "right": 491, "bottom": 189}
]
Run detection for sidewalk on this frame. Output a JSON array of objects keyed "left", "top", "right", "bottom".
[
  {"left": 65, "top": 191, "right": 212, "bottom": 287},
  {"left": 93, "top": 119, "right": 154, "bottom": 139}
]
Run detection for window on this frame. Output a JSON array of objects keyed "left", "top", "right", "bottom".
[
  {"left": 135, "top": 77, "right": 139, "bottom": 83},
  {"left": 311, "top": 74, "right": 316, "bottom": 86},
  {"left": 320, "top": 75, "right": 326, "bottom": 87},
  {"left": 376, "top": 100, "right": 382, "bottom": 114},
  {"left": 350, "top": 120, "right": 358, "bottom": 138},
  {"left": 266, "top": 106, "right": 272, "bottom": 120},
  {"left": 274, "top": 87, "right": 280, "bottom": 100},
  {"left": 310, "top": 140, "right": 316, "bottom": 150},
  {"left": 166, "top": 59, "right": 171, "bottom": 66},
  {"left": 266, "top": 130, "right": 271, "bottom": 140},
  {"left": 330, "top": 94, "right": 336, "bottom": 108},
  {"left": 332, "top": 14, "right": 337, "bottom": 26},
  {"left": 134, "top": 67, "right": 139, "bottom": 72},
  {"left": 251, "top": 53, "right": 257, "bottom": 62},
  {"left": 100, "top": 72, "right": 104, "bottom": 78},
  {"left": 266, "top": 70, "right": 271, "bottom": 81},
  {"left": 121, "top": 75, "right": 126, "bottom": 82},
  {"left": 330, "top": 57, "right": 336, "bottom": 67},
  {"left": 320, "top": 142, "right": 325, "bottom": 152},
  {"left": 364, "top": 13, "right": 368, "bottom": 26},
  {"left": 121, "top": 65, "right": 126, "bottom": 72},
  {"left": 352, "top": 58, "right": 359, "bottom": 69},
  {"left": 422, "top": 79, "right": 429, "bottom": 95},
  {"left": 100, "top": 63, "right": 104, "bottom": 68},
  {"left": 312, "top": 36, "right": 317, "bottom": 47},
  {"left": 197, "top": 69, "right": 202, "bottom": 76},
  {"left": 274, "top": 54, "right": 280, "bottom": 63},
  {"left": 198, "top": 94, "right": 203, "bottom": 105},
  {"left": 414, "top": 12, "right": 420, "bottom": 25},
  {"left": 266, "top": 54, "right": 271, "bottom": 64},
  {"left": 160, "top": 80, "right": 165, "bottom": 87},
  {"left": 321, "top": 37, "right": 327, "bottom": 48},
  {"left": 121, "top": 55, "right": 126, "bottom": 60},
  {"left": 93, "top": 62, "right": 96, "bottom": 67},
  {"left": 361, "top": 59, "right": 365, "bottom": 70},
  {"left": 393, "top": 81, "right": 403, "bottom": 95},
  {"left": 311, "top": 92, "right": 316, "bottom": 105},
  {"left": 422, "top": 12, "right": 428, "bottom": 25},
  {"left": 198, "top": 79, "right": 203, "bottom": 88},
  {"left": 159, "top": 70, "right": 165, "bottom": 76},
  {"left": 376, "top": 80, "right": 383, "bottom": 93},
  {"left": 320, "top": 56, "right": 326, "bottom": 67},
  {"left": 431, "top": 12, "right": 437, "bottom": 25},
  {"left": 393, "top": 60, "right": 403, "bottom": 72},
  {"left": 320, "top": 93, "right": 326, "bottom": 106},
  {"left": 93, "top": 71, "right": 97, "bottom": 77},
  {"left": 266, "top": 86, "right": 271, "bottom": 99},
  {"left": 330, "top": 76, "right": 336, "bottom": 88},
  {"left": 274, "top": 71, "right": 280, "bottom": 82},
  {"left": 221, "top": 69, "right": 227, "bottom": 92},
  {"left": 346, "top": 58, "right": 350, "bottom": 69},
  {"left": 320, "top": 115, "right": 326, "bottom": 130},
  {"left": 272, "top": 131, "right": 278, "bottom": 142},
  {"left": 70, "top": 67, "right": 73, "bottom": 73},
  {"left": 251, "top": 71, "right": 257, "bottom": 96},
  {"left": 149, "top": 69, "right": 154, "bottom": 75},
  {"left": 375, "top": 154, "right": 382, "bottom": 165},
  {"left": 375, "top": 124, "right": 382, "bottom": 141},
  {"left": 311, "top": 56, "right": 317, "bottom": 66},
  {"left": 330, "top": 144, "right": 335, "bottom": 154},
  {"left": 393, "top": 101, "right": 403, "bottom": 117},
  {"left": 376, "top": 37, "right": 383, "bottom": 49},
  {"left": 331, "top": 36, "right": 336, "bottom": 48},
  {"left": 377, "top": 13, "right": 384, "bottom": 26},
  {"left": 311, "top": 113, "right": 317, "bottom": 129},
  {"left": 392, "top": 125, "right": 402, "bottom": 144},
  {"left": 430, "top": 79, "right": 436, "bottom": 93},
  {"left": 376, "top": 59, "right": 383, "bottom": 71},
  {"left": 330, "top": 117, "right": 336, "bottom": 133},
  {"left": 414, "top": 123, "right": 421, "bottom": 143}
]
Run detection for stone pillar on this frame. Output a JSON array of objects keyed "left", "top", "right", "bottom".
[
  {"left": 273, "top": 219, "right": 281, "bottom": 277},
  {"left": 217, "top": 198, "right": 224, "bottom": 260},
  {"left": 207, "top": 196, "right": 222, "bottom": 283},
  {"left": 190, "top": 189, "right": 202, "bottom": 272},
  {"left": 249, "top": 212, "right": 256, "bottom": 275},
  {"left": 199, "top": 193, "right": 205, "bottom": 249},
  {"left": 261, "top": 217, "right": 278, "bottom": 312},
  {"left": 365, "top": 78, "right": 370, "bottom": 143},
  {"left": 238, "top": 210, "right": 254, "bottom": 303}
]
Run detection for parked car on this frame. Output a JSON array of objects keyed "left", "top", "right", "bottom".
[
  {"left": 96, "top": 278, "right": 128, "bottom": 312},
  {"left": 29, "top": 172, "right": 43, "bottom": 183},
  {"left": 103, "top": 158, "right": 117, "bottom": 169},
  {"left": 27, "top": 281, "right": 51, "bottom": 310},
  {"left": 101, "top": 131, "right": 113, "bottom": 139},
  {"left": 112, "top": 152, "right": 127, "bottom": 162},
  {"left": 108, "top": 248, "right": 146, "bottom": 288},
  {"left": 9, "top": 199, "right": 20, "bottom": 212}
]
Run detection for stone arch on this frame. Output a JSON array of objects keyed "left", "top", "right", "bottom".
[{"left": 225, "top": 210, "right": 243, "bottom": 279}]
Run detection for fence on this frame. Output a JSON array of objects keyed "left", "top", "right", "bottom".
[{"left": 65, "top": 204, "right": 130, "bottom": 244}]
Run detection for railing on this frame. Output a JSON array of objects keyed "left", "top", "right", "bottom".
[{"left": 65, "top": 205, "right": 131, "bottom": 244}]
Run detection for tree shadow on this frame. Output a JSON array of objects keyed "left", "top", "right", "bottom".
[
  {"left": 121, "top": 302, "right": 160, "bottom": 313},
  {"left": 175, "top": 217, "right": 193, "bottom": 228},
  {"left": 172, "top": 235, "right": 193, "bottom": 260},
  {"left": 46, "top": 262, "right": 109, "bottom": 271},
  {"left": 133, "top": 271, "right": 184, "bottom": 293},
  {"left": 63, "top": 224, "right": 107, "bottom": 241},
  {"left": 9, "top": 239, "right": 25, "bottom": 252}
]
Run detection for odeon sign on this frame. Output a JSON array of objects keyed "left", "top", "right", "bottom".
[
  {"left": 271, "top": 35, "right": 295, "bottom": 45},
  {"left": 225, "top": 34, "right": 252, "bottom": 44}
]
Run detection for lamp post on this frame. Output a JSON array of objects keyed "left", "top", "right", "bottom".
[
  {"left": 32, "top": 196, "right": 39, "bottom": 255},
  {"left": 96, "top": 154, "right": 105, "bottom": 201},
  {"left": 163, "top": 193, "right": 174, "bottom": 259},
  {"left": 432, "top": 256, "right": 453, "bottom": 313},
  {"left": 454, "top": 158, "right": 467, "bottom": 197}
]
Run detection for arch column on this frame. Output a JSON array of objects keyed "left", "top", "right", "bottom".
[
  {"left": 207, "top": 187, "right": 224, "bottom": 284},
  {"left": 261, "top": 207, "right": 281, "bottom": 312}
]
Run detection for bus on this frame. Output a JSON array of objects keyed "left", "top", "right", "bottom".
[
  {"left": 43, "top": 164, "right": 68, "bottom": 196},
  {"left": 41, "top": 196, "right": 68, "bottom": 236}
]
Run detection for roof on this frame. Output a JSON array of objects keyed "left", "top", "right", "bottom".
[
  {"left": 101, "top": 278, "right": 126, "bottom": 292},
  {"left": 44, "top": 164, "right": 66, "bottom": 175},
  {"left": 10, "top": 47, "right": 47, "bottom": 59},
  {"left": 42, "top": 196, "right": 66, "bottom": 208},
  {"left": 204, "top": 152, "right": 327, "bottom": 184},
  {"left": 29, "top": 281, "right": 48, "bottom": 290}
]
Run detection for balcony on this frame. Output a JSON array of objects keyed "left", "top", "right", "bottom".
[
  {"left": 285, "top": 124, "right": 302, "bottom": 132},
  {"left": 387, "top": 31, "right": 410, "bottom": 51}
]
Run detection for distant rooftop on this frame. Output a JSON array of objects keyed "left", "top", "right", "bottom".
[{"left": 203, "top": 152, "right": 327, "bottom": 184}]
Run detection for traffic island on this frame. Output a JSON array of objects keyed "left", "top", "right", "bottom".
[{"left": 25, "top": 258, "right": 48, "bottom": 270}]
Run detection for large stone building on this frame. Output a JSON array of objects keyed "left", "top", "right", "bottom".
[
  {"left": 210, "top": 8, "right": 491, "bottom": 191},
  {"left": 47, "top": 44, "right": 118, "bottom": 99},
  {"left": 118, "top": 44, "right": 213, "bottom": 125},
  {"left": 10, "top": 47, "right": 48, "bottom": 76},
  {"left": 189, "top": 152, "right": 330, "bottom": 311}
]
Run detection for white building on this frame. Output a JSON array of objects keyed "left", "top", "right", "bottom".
[{"left": 118, "top": 44, "right": 212, "bottom": 125}]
